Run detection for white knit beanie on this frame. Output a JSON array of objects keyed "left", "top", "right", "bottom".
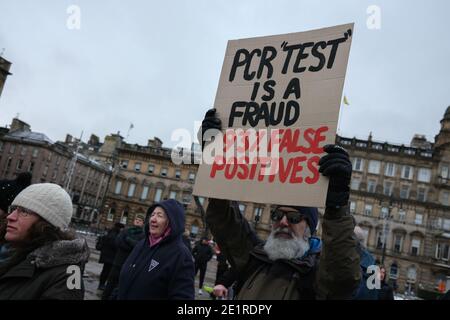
[{"left": 12, "top": 183, "right": 73, "bottom": 229}]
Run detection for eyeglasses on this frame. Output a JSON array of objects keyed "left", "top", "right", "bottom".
[
  {"left": 270, "top": 209, "right": 305, "bottom": 225},
  {"left": 7, "top": 205, "right": 36, "bottom": 218}
]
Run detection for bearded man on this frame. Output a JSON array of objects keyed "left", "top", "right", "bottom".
[{"left": 201, "top": 108, "right": 360, "bottom": 300}]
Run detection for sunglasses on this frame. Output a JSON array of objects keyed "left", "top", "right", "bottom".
[
  {"left": 270, "top": 209, "right": 305, "bottom": 225},
  {"left": 7, "top": 205, "right": 36, "bottom": 218}
]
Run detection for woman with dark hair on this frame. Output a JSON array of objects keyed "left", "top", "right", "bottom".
[{"left": 0, "top": 183, "right": 90, "bottom": 300}]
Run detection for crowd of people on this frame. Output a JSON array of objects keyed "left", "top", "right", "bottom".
[{"left": 0, "top": 108, "right": 406, "bottom": 300}]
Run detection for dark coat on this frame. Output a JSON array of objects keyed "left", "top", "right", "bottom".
[
  {"left": 99, "top": 228, "right": 121, "bottom": 264},
  {"left": 112, "top": 226, "right": 144, "bottom": 268},
  {"left": 206, "top": 198, "right": 361, "bottom": 300},
  {"left": 353, "top": 245, "right": 378, "bottom": 300},
  {"left": 118, "top": 199, "right": 195, "bottom": 300},
  {"left": 378, "top": 281, "right": 394, "bottom": 300},
  {"left": 192, "top": 242, "right": 213, "bottom": 265},
  {"left": 0, "top": 238, "right": 90, "bottom": 300}
]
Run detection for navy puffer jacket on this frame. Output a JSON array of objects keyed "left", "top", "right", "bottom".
[{"left": 117, "top": 199, "right": 194, "bottom": 300}]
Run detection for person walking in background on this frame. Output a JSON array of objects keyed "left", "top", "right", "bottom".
[
  {"left": 0, "top": 183, "right": 90, "bottom": 299},
  {"left": 101, "top": 214, "right": 145, "bottom": 300},
  {"left": 192, "top": 236, "right": 214, "bottom": 296},
  {"left": 96, "top": 222, "right": 124, "bottom": 290}
]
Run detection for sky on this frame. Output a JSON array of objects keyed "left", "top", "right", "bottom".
[{"left": 0, "top": 0, "right": 449, "bottom": 148}]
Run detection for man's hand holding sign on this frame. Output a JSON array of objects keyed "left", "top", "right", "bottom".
[{"left": 195, "top": 24, "right": 361, "bottom": 300}]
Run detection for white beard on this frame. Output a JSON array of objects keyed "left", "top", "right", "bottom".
[{"left": 263, "top": 227, "right": 310, "bottom": 261}]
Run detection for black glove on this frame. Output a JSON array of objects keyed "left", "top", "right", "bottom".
[
  {"left": 318, "top": 144, "right": 352, "bottom": 208},
  {"left": 198, "top": 108, "right": 222, "bottom": 150}
]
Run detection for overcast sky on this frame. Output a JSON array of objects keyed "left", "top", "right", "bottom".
[{"left": 1, "top": 0, "right": 449, "bottom": 149}]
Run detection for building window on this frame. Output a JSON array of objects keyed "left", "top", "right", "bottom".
[
  {"left": 160, "top": 168, "right": 168, "bottom": 177},
  {"left": 441, "top": 191, "right": 449, "bottom": 206},
  {"left": 367, "top": 179, "right": 377, "bottom": 193},
  {"left": 384, "top": 163, "right": 396, "bottom": 177},
  {"left": 32, "top": 148, "right": 39, "bottom": 158},
  {"left": 417, "top": 187, "right": 427, "bottom": 202},
  {"left": 352, "top": 158, "right": 364, "bottom": 172},
  {"left": 350, "top": 177, "right": 361, "bottom": 191},
  {"left": 169, "top": 191, "right": 178, "bottom": 199},
  {"left": 16, "top": 159, "right": 24, "bottom": 170},
  {"left": 175, "top": 170, "right": 181, "bottom": 179},
  {"left": 107, "top": 206, "right": 116, "bottom": 221},
  {"left": 120, "top": 208, "right": 129, "bottom": 225},
  {"left": 120, "top": 160, "right": 128, "bottom": 169},
  {"left": 239, "top": 204, "right": 246, "bottom": 215},
  {"left": 197, "top": 197, "right": 205, "bottom": 205},
  {"left": 141, "top": 186, "right": 149, "bottom": 200},
  {"left": 381, "top": 207, "right": 389, "bottom": 219},
  {"left": 368, "top": 160, "right": 381, "bottom": 174},
  {"left": 393, "top": 235, "right": 403, "bottom": 253},
  {"left": 411, "top": 239, "right": 421, "bottom": 256},
  {"left": 52, "top": 170, "right": 58, "bottom": 180},
  {"left": 28, "top": 161, "right": 35, "bottom": 172},
  {"left": 401, "top": 165, "right": 414, "bottom": 180},
  {"left": 443, "top": 219, "right": 450, "bottom": 231},
  {"left": 441, "top": 165, "right": 449, "bottom": 179},
  {"left": 400, "top": 185, "right": 410, "bottom": 199},
  {"left": 20, "top": 146, "right": 27, "bottom": 156},
  {"left": 254, "top": 207, "right": 263, "bottom": 223},
  {"left": 148, "top": 164, "right": 155, "bottom": 174},
  {"left": 154, "top": 188, "right": 163, "bottom": 202},
  {"left": 182, "top": 192, "right": 192, "bottom": 204},
  {"left": 383, "top": 181, "right": 393, "bottom": 196},
  {"left": 414, "top": 213, "right": 423, "bottom": 225},
  {"left": 364, "top": 204, "right": 373, "bottom": 216},
  {"left": 442, "top": 244, "right": 450, "bottom": 261},
  {"left": 376, "top": 231, "right": 385, "bottom": 249},
  {"left": 43, "top": 165, "right": 49, "bottom": 177},
  {"left": 134, "top": 163, "right": 141, "bottom": 172},
  {"left": 417, "top": 168, "right": 431, "bottom": 183},
  {"left": 9, "top": 144, "right": 15, "bottom": 154},
  {"left": 127, "top": 183, "right": 136, "bottom": 197},
  {"left": 349, "top": 201, "right": 356, "bottom": 213},
  {"left": 390, "top": 263, "right": 399, "bottom": 279},
  {"left": 5, "top": 157, "right": 12, "bottom": 170},
  {"left": 407, "top": 266, "right": 417, "bottom": 282},
  {"left": 114, "top": 180, "right": 123, "bottom": 194},
  {"left": 188, "top": 172, "right": 196, "bottom": 182},
  {"left": 398, "top": 210, "right": 406, "bottom": 222}
]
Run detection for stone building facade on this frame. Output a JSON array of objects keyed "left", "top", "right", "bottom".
[{"left": 0, "top": 118, "right": 111, "bottom": 225}]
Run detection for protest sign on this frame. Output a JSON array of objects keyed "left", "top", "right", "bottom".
[{"left": 194, "top": 23, "right": 354, "bottom": 207}]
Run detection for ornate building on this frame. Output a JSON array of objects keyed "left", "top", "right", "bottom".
[
  {"left": 0, "top": 56, "right": 12, "bottom": 99},
  {"left": 0, "top": 118, "right": 111, "bottom": 226},
  {"left": 331, "top": 107, "right": 450, "bottom": 297}
]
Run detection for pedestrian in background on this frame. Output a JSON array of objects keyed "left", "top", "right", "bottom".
[
  {"left": 117, "top": 199, "right": 194, "bottom": 300},
  {"left": 97, "top": 222, "right": 124, "bottom": 290},
  {"left": 101, "top": 214, "right": 145, "bottom": 300},
  {"left": 192, "top": 236, "right": 214, "bottom": 296},
  {"left": 0, "top": 183, "right": 90, "bottom": 299}
]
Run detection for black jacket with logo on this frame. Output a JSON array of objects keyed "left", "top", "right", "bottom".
[{"left": 117, "top": 200, "right": 194, "bottom": 300}]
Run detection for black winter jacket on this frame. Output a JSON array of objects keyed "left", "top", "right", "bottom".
[
  {"left": 0, "top": 238, "right": 90, "bottom": 300},
  {"left": 117, "top": 199, "right": 194, "bottom": 300}
]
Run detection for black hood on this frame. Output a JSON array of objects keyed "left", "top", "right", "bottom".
[{"left": 145, "top": 199, "right": 185, "bottom": 242}]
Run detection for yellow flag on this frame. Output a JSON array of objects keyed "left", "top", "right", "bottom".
[{"left": 343, "top": 95, "right": 350, "bottom": 106}]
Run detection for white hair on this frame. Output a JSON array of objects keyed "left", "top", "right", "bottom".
[{"left": 263, "top": 226, "right": 311, "bottom": 261}]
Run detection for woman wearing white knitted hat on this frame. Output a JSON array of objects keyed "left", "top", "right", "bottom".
[{"left": 0, "top": 183, "right": 90, "bottom": 299}]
